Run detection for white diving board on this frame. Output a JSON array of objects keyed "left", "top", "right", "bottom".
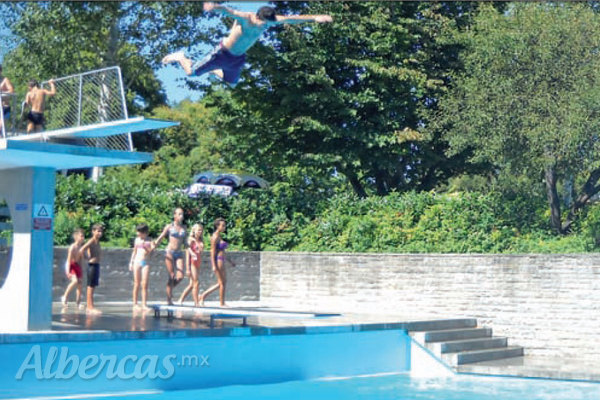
[
  {"left": 151, "top": 304, "right": 340, "bottom": 327},
  {"left": 9, "top": 117, "right": 178, "bottom": 141}
]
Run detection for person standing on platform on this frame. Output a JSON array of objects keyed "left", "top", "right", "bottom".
[
  {"left": 24, "top": 78, "right": 56, "bottom": 133},
  {"left": 0, "top": 65, "right": 14, "bottom": 135}
]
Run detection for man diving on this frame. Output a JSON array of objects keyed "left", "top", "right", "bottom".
[{"left": 162, "top": 3, "right": 333, "bottom": 87}]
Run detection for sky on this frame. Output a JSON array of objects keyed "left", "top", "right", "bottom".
[
  {"left": 0, "top": 2, "right": 268, "bottom": 104},
  {"left": 157, "top": 1, "right": 267, "bottom": 104}
]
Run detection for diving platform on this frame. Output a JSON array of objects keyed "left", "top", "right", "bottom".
[
  {"left": 1, "top": 116, "right": 177, "bottom": 170},
  {"left": 0, "top": 138, "right": 153, "bottom": 170},
  {"left": 9, "top": 116, "right": 176, "bottom": 141},
  {"left": 151, "top": 304, "right": 341, "bottom": 327},
  {"left": 0, "top": 66, "right": 178, "bottom": 332}
]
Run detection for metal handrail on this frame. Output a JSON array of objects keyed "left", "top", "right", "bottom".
[
  {"left": 37, "top": 66, "right": 132, "bottom": 151},
  {"left": 1, "top": 67, "right": 132, "bottom": 150},
  {"left": 45, "top": 66, "right": 126, "bottom": 84}
]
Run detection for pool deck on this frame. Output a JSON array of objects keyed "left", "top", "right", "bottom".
[{"left": 1, "top": 301, "right": 597, "bottom": 383}]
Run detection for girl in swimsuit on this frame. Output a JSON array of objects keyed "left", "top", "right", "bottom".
[
  {"left": 129, "top": 223, "right": 155, "bottom": 311},
  {"left": 178, "top": 224, "right": 204, "bottom": 306},
  {"left": 200, "top": 218, "right": 236, "bottom": 307},
  {"left": 154, "top": 208, "right": 187, "bottom": 305}
]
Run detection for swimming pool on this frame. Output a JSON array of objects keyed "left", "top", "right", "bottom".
[
  {"left": 2, "top": 314, "right": 599, "bottom": 400},
  {"left": 39, "top": 373, "right": 600, "bottom": 400}
]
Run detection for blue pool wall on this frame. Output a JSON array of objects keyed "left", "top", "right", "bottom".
[{"left": 0, "top": 328, "right": 410, "bottom": 399}]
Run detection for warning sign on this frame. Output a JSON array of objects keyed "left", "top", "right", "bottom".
[
  {"left": 33, "top": 203, "right": 53, "bottom": 231},
  {"left": 34, "top": 204, "right": 53, "bottom": 218},
  {"left": 33, "top": 218, "right": 52, "bottom": 230}
]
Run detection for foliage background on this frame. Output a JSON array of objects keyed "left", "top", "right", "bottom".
[{"left": 4, "top": 2, "right": 600, "bottom": 252}]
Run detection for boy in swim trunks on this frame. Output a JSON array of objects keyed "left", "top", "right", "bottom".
[
  {"left": 61, "top": 228, "right": 86, "bottom": 309},
  {"left": 0, "top": 64, "right": 14, "bottom": 135},
  {"left": 80, "top": 224, "right": 104, "bottom": 315},
  {"left": 162, "top": 2, "right": 332, "bottom": 87},
  {"left": 24, "top": 78, "right": 56, "bottom": 133}
]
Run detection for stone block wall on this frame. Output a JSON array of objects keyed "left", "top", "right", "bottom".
[
  {"left": 52, "top": 247, "right": 260, "bottom": 304},
  {"left": 260, "top": 252, "right": 600, "bottom": 361},
  {"left": 48, "top": 248, "right": 600, "bottom": 361}
]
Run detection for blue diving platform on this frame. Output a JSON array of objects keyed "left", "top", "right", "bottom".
[
  {"left": 0, "top": 65, "right": 179, "bottom": 332},
  {"left": 0, "top": 139, "right": 153, "bottom": 170}
]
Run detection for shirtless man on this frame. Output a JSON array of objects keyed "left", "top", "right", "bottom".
[
  {"left": 0, "top": 65, "right": 14, "bottom": 135},
  {"left": 162, "top": 3, "right": 333, "bottom": 87},
  {"left": 24, "top": 79, "right": 56, "bottom": 133}
]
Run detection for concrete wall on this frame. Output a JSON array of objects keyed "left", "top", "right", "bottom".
[
  {"left": 260, "top": 252, "right": 600, "bottom": 362},
  {"left": 52, "top": 247, "right": 260, "bottom": 303}
]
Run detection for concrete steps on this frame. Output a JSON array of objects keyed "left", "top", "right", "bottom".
[
  {"left": 415, "top": 327, "right": 492, "bottom": 342},
  {"left": 409, "top": 318, "right": 523, "bottom": 367}
]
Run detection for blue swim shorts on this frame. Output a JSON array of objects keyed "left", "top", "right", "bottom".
[{"left": 192, "top": 44, "right": 246, "bottom": 84}]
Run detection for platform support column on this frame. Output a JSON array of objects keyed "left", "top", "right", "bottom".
[{"left": 0, "top": 167, "right": 55, "bottom": 331}]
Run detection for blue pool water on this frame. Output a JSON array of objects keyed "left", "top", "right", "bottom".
[{"left": 74, "top": 373, "right": 600, "bottom": 400}]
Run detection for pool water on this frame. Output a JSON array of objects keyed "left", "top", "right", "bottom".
[{"left": 88, "top": 373, "right": 600, "bottom": 400}]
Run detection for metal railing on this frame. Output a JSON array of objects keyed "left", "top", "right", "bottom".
[
  {"left": 0, "top": 92, "right": 17, "bottom": 139},
  {"left": 40, "top": 66, "right": 133, "bottom": 151}
]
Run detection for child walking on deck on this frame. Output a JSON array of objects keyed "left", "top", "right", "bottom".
[
  {"left": 61, "top": 228, "right": 86, "bottom": 309},
  {"left": 129, "top": 223, "right": 155, "bottom": 311}
]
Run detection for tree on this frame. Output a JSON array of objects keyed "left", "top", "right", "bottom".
[
  {"left": 436, "top": 3, "right": 600, "bottom": 233},
  {"left": 0, "top": 1, "right": 211, "bottom": 114},
  {"left": 204, "top": 1, "right": 487, "bottom": 197},
  {"left": 117, "top": 100, "right": 223, "bottom": 189}
]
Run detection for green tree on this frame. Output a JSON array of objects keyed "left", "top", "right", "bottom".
[
  {"left": 0, "top": 1, "right": 210, "bottom": 113},
  {"left": 110, "top": 100, "right": 223, "bottom": 189},
  {"left": 436, "top": 3, "right": 600, "bottom": 234},
  {"left": 204, "top": 1, "right": 487, "bottom": 197}
]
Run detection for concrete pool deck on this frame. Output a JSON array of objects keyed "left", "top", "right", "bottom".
[{"left": 1, "top": 301, "right": 595, "bottom": 383}]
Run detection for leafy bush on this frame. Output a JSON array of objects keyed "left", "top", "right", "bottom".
[
  {"left": 294, "top": 191, "right": 600, "bottom": 253},
  {"left": 54, "top": 173, "right": 600, "bottom": 253}
]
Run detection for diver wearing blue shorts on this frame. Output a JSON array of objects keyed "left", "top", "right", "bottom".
[{"left": 162, "top": 3, "right": 332, "bottom": 87}]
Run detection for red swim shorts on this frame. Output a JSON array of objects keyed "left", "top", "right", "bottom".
[{"left": 69, "top": 262, "right": 82, "bottom": 279}]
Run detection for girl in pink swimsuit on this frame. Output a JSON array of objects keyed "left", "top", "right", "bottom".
[
  {"left": 129, "top": 223, "right": 155, "bottom": 311},
  {"left": 200, "top": 218, "right": 236, "bottom": 307},
  {"left": 178, "top": 224, "right": 204, "bottom": 307}
]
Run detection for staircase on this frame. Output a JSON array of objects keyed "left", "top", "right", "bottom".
[{"left": 406, "top": 318, "right": 524, "bottom": 367}]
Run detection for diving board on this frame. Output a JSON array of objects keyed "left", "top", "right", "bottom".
[
  {"left": 151, "top": 304, "right": 340, "bottom": 322},
  {"left": 9, "top": 117, "right": 177, "bottom": 141}
]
